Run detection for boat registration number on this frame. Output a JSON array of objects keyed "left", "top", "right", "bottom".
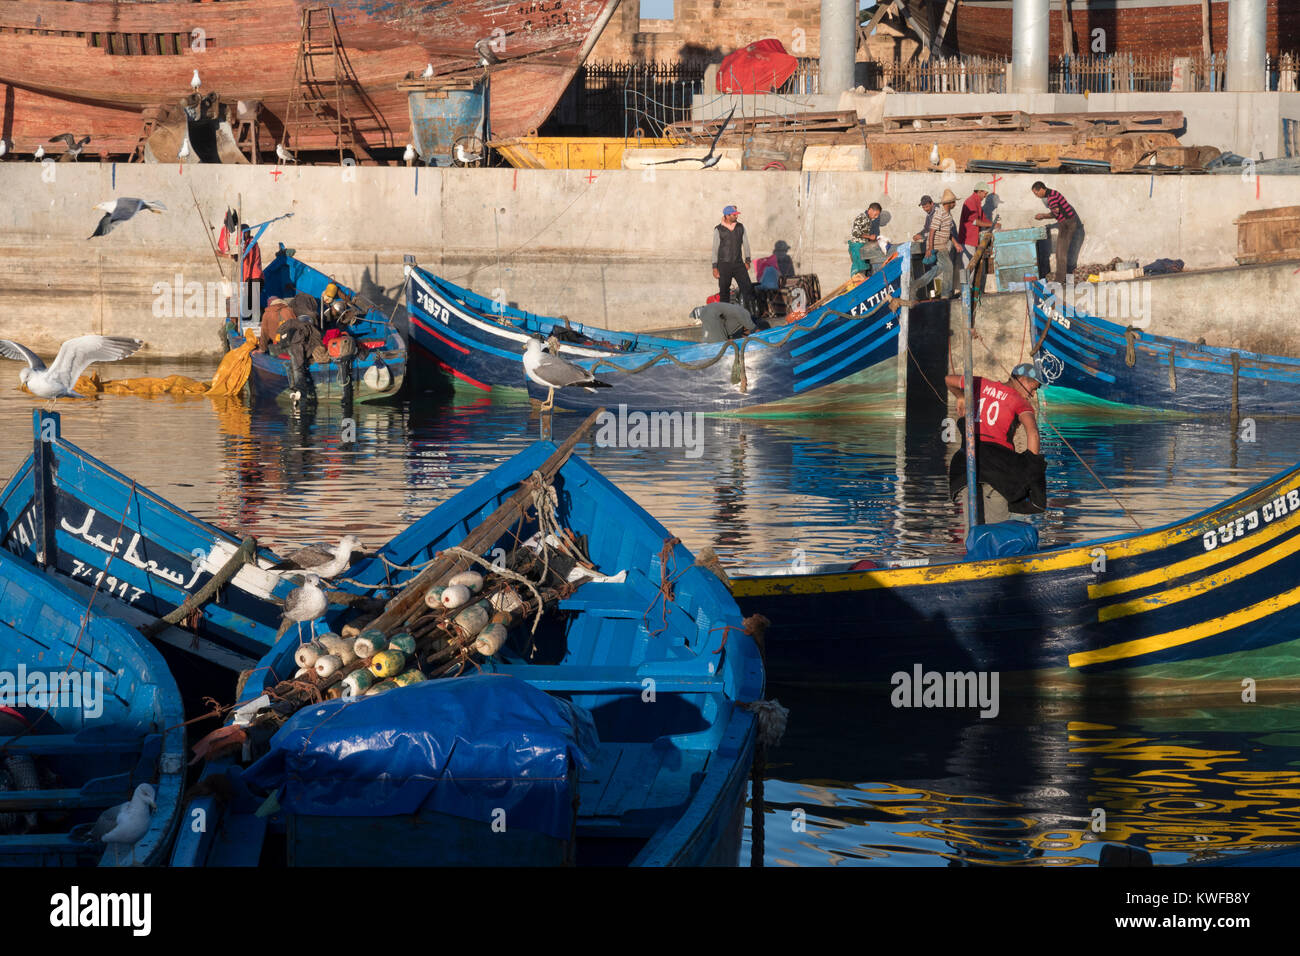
[
  {"left": 1048, "top": 306, "right": 1071, "bottom": 330},
  {"left": 415, "top": 288, "right": 451, "bottom": 324},
  {"left": 1203, "top": 488, "right": 1300, "bottom": 551}
]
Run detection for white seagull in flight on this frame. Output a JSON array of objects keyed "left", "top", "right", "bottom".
[
  {"left": 0, "top": 335, "right": 143, "bottom": 398},
  {"left": 89, "top": 197, "right": 167, "bottom": 238}
]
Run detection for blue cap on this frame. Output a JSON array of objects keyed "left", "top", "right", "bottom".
[
  {"left": 723, "top": 205, "right": 738, "bottom": 216},
  {"left": 1012, "top": 362, "right": 1044, "bottom": 384}
]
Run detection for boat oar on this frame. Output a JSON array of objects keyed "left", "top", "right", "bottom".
[
  {"left": 961, "top": 282, "right": 979, "bottom": 532},
  {"left": 345, "top": 407, "right": 604, "bottom": 637}
]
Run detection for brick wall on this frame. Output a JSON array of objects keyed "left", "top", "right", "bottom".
[{"left": 589, "top": 0, "right": 823, "bottom": 61}]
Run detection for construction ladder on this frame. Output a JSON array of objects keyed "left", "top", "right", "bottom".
[{"left": 282, "top": 6, "right": 380, "bottom": 163}]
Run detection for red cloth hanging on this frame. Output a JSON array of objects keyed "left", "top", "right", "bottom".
[{"left": 715, "top": 39, "right": 798, "bottom": 94}]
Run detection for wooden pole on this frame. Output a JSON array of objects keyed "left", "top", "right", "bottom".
[
  {"left": 1061, "top": 0, "right": 1075, "bottom": 59},
  {"left": 352, "top": 408, "right": 605, "bottom": 636},
  {"left": 1201, "top": 0, "right": 1212, "bottom": 58},
  {"left": 962, "top": 281, "right": 979, "bottom": 534}
]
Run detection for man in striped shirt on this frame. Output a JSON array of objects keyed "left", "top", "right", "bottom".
[{"left": 1032, "top": 181, "right": 1079, "bottom": 286}]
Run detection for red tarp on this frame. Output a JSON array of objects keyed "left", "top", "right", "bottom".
[{"left": 715, "top": 39, "right": 798, "bottom": 94}]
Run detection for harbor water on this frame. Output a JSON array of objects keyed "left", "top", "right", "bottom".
[{"left": 2, "top": 358, "right": 1298, "bottom": 866}]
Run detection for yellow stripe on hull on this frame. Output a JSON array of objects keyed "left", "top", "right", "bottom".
[{"left": 1069, "top": 582, "right": 1300, "bottom": 668}]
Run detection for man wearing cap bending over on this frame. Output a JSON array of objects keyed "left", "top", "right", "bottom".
[
  {"left": 959, "top": 183, "right": 997, "bottom": 289},
  {"left": 712, "top": 204, "right": 755, "bottom": 314},
  {"left": 943, "top": 363, "right": 1047, "bottom": 523}
]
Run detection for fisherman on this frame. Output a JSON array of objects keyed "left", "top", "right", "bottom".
[
  {"left": 943, "top": 364, "right": 1047, "bottom": 523},
  {"left": 712, "top": 204, "right": 755, "bottom": 314},
  {"left": 959, "top": 183, "right": 997, "bottom": 289},
  {"left": 848, "top": 202, "right": 887, "bottom": 277},
  {"left": 1032, "top": 181, "right": 1080, "bottom": 287},
  {"left": 692, "top": 301, "right": 756, "bottom": 342},
  {"left": 233, "top": 224, "right": 263, "bottom": 325},
  {"left": 912, "top": 194, "right": 937, "bottom": 297},
  {"left": 926, "top": 189, "right": 963, "bottom": 298}
]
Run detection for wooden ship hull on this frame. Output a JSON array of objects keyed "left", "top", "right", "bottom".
[{"left": 0, "top": 0, "right": 621, "bottom": 158}]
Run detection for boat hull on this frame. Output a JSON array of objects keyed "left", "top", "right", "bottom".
[
  {"left": 0, "top": 0, "right": 620, "bottom": 156},
  {"left": 1030, "top": 281, "right": 1300, "bottom": 414},
  {"left": 732, "top": 457, "right": 1300, "bottom": 695},
  {"left": 405, "top": 255, "right": 907, "bottom": 413}
]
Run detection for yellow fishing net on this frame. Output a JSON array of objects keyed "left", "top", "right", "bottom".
[{"left": 70, "top": 339, "right": 256, "bottom": 398}]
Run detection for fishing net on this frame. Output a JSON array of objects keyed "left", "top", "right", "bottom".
[{"left": 68, "top": 339, "right": 255, "bottom": 398}]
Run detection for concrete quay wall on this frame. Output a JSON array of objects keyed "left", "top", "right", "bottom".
[{"left": 0, "top": 163, "right": 1294, "bottom": 358}]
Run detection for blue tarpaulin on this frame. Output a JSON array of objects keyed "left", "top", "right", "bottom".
[
  {"left": 242, "top": 674, "right": 599, "bottom": 840},
  {"left": 966, "top": 521, "right": 1039, "bottom": 560}
]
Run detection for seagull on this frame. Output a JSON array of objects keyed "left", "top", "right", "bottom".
[
  {"left": 271, "top": 535, "right": 365, "bottom": 581},
  {"left": 474, "top": 38, "right": 500, "bottom": 66},
  {"left": 403, "top": 143, "right": 415, "bottom": 166},
  {"left": 81, "top": 783, "right": 156, "bottom": 866},
  {"left": 88, "top": 197, "right": 167, "bottom": 239},
  {"left": 647, "top": 106, "right": 735, "bottom": 168},
  {"left": 0, "top": 139, "right": 7, "bottom": 159},
  {"left": 191, "top": 68, "right": 201, "bottom": 90},
  {"left": 33, "top": 145, "right": 44, "bottom": 161},
  {"left": 178, "top": 137, "right": 191, "bottom": 161},
  {"left": 421, "top": 63, "right": 434, "bottom": 78},
  {"left": 49, "top": 133, "right": 90, "bottom": 161},
  {"left": 522, "top": 337, "right": 611, "bottom": 411},
  {"left": 0, "top": 335, "right": 143, "bottom": 399},
  {"left": 454, "top": 141, "right": 480, "bottom": 165},
  {"left": 282, "top": 572, "right": 328, "bottom": 642},
  {"left": 276, "top": 142, "right": 296, "bottom": 164},
  {"left": 929, "top": 143, "right": 940, "bottom": 166}
]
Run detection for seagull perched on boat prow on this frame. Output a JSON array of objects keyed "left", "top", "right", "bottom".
[
  {"left": 77, "top": 782, "right": 156, "bottom": 866},
  {"left": 275, "top": 143, "right": 296, "bottom": 165},
  {"left": 0, "top": 335, "right": 143, "bottom": 399},
  {"left": 49, "top": 133, "right": 90, "bottom": 162},
  {"left": 421, "top": 62, "right": 434, "bottom": 78},
  {"left": 522, "top": 336, "right": 611, "bottom": 411},
  {"left": 647, "top": 106, "right": 735, "bottom": 169},
  {"left": 282, "top": 572, "right": 328, "bottom": 642},
  {"left": 33, "top": 145, "right": 44, "bottom": 161},
  {"left": 403, "top": 143, "right": 416, "bottom": 166},
  {"left": 271, "top": 535, "right": 366, "bottom": 581},
  {"left": 89, "top": 197, "right": 167, "bottom": 239},
  {"left": 191, "top": 68, "right": 201, "bottom": 90}
]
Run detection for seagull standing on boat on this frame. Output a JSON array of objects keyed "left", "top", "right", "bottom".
[
  {"left": 84, "top": 783, "right": 156, "bottom": 866},
  {"left": 422, "top": 62, "right": 434, "bottom": 78},
  {"left": 474, "top": 38, "right": 501, "bottom": 66},
  {"left": 522, "top": 337, "right": 611, "bottom": 411},
  {"left": 191, "top": 68, "right": 201, "bottom": 90},
  {"left": 33, "top": 145, "right": 44, "bottom": 162},
  {"left": 276, "top": 143, "right": 296, "bottom": 165},
  {"left": 89, "top": 197, "right": 167, "bottom": 238},
  {"left": 0, "top": 139, "right": 8, "bottom": 159},
  {"left": 49, "top": 133, "right": 90, "bottom": 162},
  {"left": 272, "top": 535, "right": 365, "bottom": 582},
  {"left": 0, "top": 335, "right": 143, "bottom": 399},
  {"left": 647, "top": 106, "right": 735, "bottom": 169},
  {"left": 403, "top": 143, "right": 416, "bottom": 166},
  {"left": 178, "top": 137, "right": 191, "bottom": 161},
  {"left": 282, "top": 572, "right": 328, "bottom": 642}
]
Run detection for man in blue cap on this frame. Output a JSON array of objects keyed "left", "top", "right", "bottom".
[
  {"left": 712, "top": 204, "right": 755, "bottom": 314},
  {"left": 943, "top": 362, "right": 1047, "bottom": 523}
]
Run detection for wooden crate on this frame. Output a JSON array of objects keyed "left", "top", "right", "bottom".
[{"left": 1234, "top": 206, "right": 1300, "bottom": 265}]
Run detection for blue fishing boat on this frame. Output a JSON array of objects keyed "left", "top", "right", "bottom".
[
  {"left": 173, "top": 426, "right": 767, "bottom": 867},
  {"left": 228, "top": 247, "right": 407, "bottom": 403},
  {"left": 403, "top": 251, "right": 908, "bottom": 412},
  {"left": 731, "top": 456, "right": 1300, "bottom": 695},
  {"left": 0, "top": 411, "right": 293, "bottom": 673},
  {"left": 1028, "top": 280, "right": 1300, "bottom": 414},
  {"left": 0, "top": 548, "right": 185, "bottom": 866}
]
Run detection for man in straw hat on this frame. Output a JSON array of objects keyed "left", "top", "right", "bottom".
[{"left": 925, "top": 188, "right": 963, "bottom": 298}]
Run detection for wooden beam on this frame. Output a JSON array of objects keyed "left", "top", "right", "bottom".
[
  {"left": 1201, "top": 0, "right": 1212, "bottom": 58},
  {"left": 935, "top": 0, "right": 958, "bottom": 50},
  {"left": 1061, "top": 0, "right": 1076, "bottom": 58}
]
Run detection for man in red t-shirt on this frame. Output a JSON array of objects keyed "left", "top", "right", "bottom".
[
  {"left": 959, "top": 183, "right": 995, "bottom": 290},
  {"left": 945, "top": 364, "right": 1043, "bottom": 522}
]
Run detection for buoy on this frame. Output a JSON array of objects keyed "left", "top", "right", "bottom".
[
  {"left": 388, "top": 633, "right": 417, "bottom": 656},
  {"left": 474, "top": 622, "right": 508, "bottom": 656},
  {"left": 315, "top": 654, "right": 344, "bottom": 678},
  {"left": 293, "top": 667, "right": 312, "bottom": 680},
  {"left": 363, "top": 363, "right": 393, "bottom": 392},
  {"left": 424, "top": 585, "right": 447, "bottom": 609},
  {"left": 369, "top": 648, "right": 407, "bottom": 678},
  {"left": 448, "top": 570, "right": 484, "bottom": 594},
  {"left": 294, "top": 640, "right": 326, "bottom": 669},
  {"left": 366, "top": 679, "right": 400, "bottom": 696},
  {"left": 453, "top": 602, "right": 490, "bottom": 639},
  {"left": 441, "top": 584, "right": 471, "bottom": 610},
  {"left": 354, "top": 629, "right": 388, "bottom": 658},
  {"left": 392, "top": 669, "right": 427, "bottom": 687},
  {"left": 342, "top": 669, "right": 375, "bottom": 698},
  {"left": 319, "top": 633, "right": 356, "bottom": 665},
  {"left": 489, "top": 586, "right": 524, "bottom": 615}
]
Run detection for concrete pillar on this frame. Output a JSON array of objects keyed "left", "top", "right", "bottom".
[
  {"left": 1011, "top": 0, "right": 1050, "bottom": 94},
  {"left": 819, "top": 0, "right": 856, "bottom": 96},
  {"left": 1227, "top": 0, "right": 1268, "bottom": 92}
]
